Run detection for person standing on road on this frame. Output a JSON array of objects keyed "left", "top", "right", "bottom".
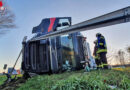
[{"left": 95, "top": 33, "right": 108, "bottom": 69}]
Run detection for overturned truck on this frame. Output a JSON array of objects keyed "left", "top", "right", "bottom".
[
  {"left": 22, "top": 17, "right": 87, "bottom": 74},
  {"left": 21, "top": 6, "right": 130, "bottom": 74}
]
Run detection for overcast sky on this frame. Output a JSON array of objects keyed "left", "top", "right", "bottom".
[{"left": 0, "top": 0, "right": 130, "bottom": 72}]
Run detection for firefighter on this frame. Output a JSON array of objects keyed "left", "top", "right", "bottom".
[
  {"left": 95, "top": 33, "right": 108, "bottom": 69},
  {"left": 93, "top": 40, "right": 101, "bottom": 69}
]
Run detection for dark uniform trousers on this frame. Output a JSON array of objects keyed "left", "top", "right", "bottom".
[
  {"left": 99, "top": 52, "right": 108, "bottom": 69},
  {"left": 95, "top": 58, "right": 101, "bottom": 68}
]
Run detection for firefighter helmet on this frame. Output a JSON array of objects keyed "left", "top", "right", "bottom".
[{"left": 96, "top": 33, "right": 101, "bottom": 37}]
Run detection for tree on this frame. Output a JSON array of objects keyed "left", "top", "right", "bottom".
[
  {"left": 106, "top": 48, "right": 120, "bottom": 65},
  {"left": 126, "top": 46, "right": 130, "bottom": 62},
  {"left": 0, "top": 1, "right": 16, "bottom": 35},
  {"left": 118, "top": 50, "right": 125, "bottom": 65}
]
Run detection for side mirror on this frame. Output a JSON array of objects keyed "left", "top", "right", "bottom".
[{"left": 3, "top": 64, "right": 7, "bottom": 70}]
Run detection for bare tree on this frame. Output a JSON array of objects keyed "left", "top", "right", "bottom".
[
  {"left": 118, "top": 50, "right": 125, "bottom": 65},
  {"left": 0, "top": 1, "right": 16, "bottom": 35},
  {"left": 126, "top": 46, "right": 130, "bottom": 62},
  {"left": 107, "top": 48, "right": 120, "bottom": 65}
]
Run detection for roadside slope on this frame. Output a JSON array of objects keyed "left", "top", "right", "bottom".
[{"left": 18, "top": 70, "right": 130, "bottom": 90}]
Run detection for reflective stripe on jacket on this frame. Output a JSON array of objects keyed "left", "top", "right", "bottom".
[
  {"left": 94, "top": 54, "right": 100, "bottom": 60},
  {"left": 97, "top": 36, "right": 107, "bottom": 53},
  {"left": 97, "top": 63, "right": 108, "bottom": 68},
  {"left": 96, "top": 49, "right": 107, "bottom": 54}
]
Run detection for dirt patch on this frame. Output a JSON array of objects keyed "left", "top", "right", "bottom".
[{"left": 0, "top": 77, "right": 26, "bottom": 90}]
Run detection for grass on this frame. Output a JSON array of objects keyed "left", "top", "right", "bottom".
[
  {"left": 0, "top": 75, "right": 7, "bottom": 85},
  {"left": 17, "top": 69, "right": 130, "bottom": 90},
  {"left": 112, "top": 67, "right": 130, "bottom": 72},
  {"left": 0, "top": 70, "right": 129, "bottom": 90},
  {"left": 0, "top": 74, "right": 22, "bottom": 85}
]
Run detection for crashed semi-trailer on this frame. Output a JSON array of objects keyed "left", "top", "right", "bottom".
[
  {"left": 22, "top": 17, "right": 87, "bottom": 74},
  {"left": 21, "top": 6, "right": 130, "bottom": 75}
]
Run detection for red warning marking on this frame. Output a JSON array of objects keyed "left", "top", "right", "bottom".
[
  {"left": 48, "top": 18, "right": 56, "bottom": 32},
  {"left": 0, "top": 1, "right": 3, "bottom": 7}
]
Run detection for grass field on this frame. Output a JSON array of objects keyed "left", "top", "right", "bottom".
[
  {"left": 0, "top": 75, "right": 7, "bottom": 85},
  {"left": 17, "top": 69, "right": 130, "bottom": 90},
  {"left": 0, "top": 74, "right": 22, "bottom": 85},
  {"left": 112, "top": 67, "right": 130, "bottom": 72},
  {"left": 0, "top": 69, "right": 130, "bottom": 90}
]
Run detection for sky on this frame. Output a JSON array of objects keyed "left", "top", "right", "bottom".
[{"left": 0, "top": 0, "right": 130, "bottom": 72}]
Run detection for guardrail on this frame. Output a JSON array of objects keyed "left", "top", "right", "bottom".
[{"left": 31, "top": 6, "right": 130, "bottom": 41}]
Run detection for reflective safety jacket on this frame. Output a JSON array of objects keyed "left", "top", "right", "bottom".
[{"left": 96, "top": 36, "right": 107, "bottom": 54}]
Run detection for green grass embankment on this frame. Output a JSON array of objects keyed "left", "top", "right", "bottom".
[
  {"left": 17, "top": 70, "right": 130, "bottom": 90},
  {"left": 0, "top": 75, "right": 7, "bottom": 85}
]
